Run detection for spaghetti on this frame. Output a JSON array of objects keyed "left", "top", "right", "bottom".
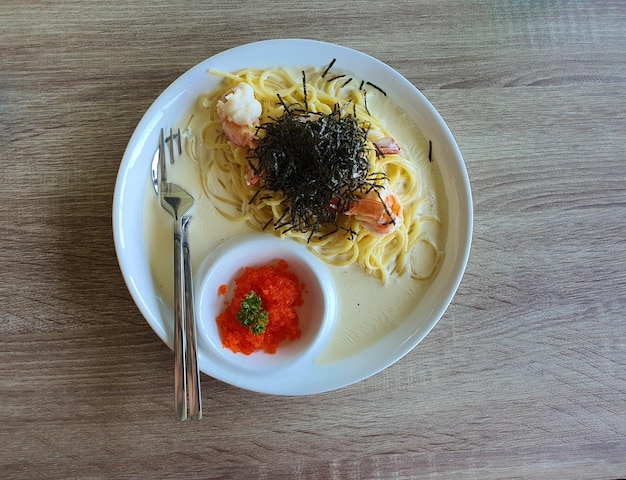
[{"left": 184, "top": 64, "right": 437, "bottom": 284}]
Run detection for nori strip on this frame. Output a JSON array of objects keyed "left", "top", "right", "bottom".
[{"left": 252, "top": 103, "right": 384, "bottom": 238}]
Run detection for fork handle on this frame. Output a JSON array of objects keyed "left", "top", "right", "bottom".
[
  {"left": 182, "top": 216, "right": 202, "bottom": 419},
  {"left": 173, "top": 218, "right": 187, "bottom": 421}
]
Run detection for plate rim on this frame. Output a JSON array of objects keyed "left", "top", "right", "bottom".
[{"left": 113, "top": 38, "right": 473, "bottom": 395}]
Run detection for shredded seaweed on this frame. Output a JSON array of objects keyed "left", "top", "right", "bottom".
[
  {"left": 302, "top": 71, "right": 308, "bottom": 111},
  {"left": 327, "top": 74, "right": 346, "bottom": 82},
  {"left": 428, "top": 140, "right": 433, "bottom": 162},
  {"left": 252, "top": 101, "right": 383, "bottom": 238},
  {"left": 241, "top": 61, "right": 396, "bottom": 239},
  {"left": 366, "top": 81, "right": 387, "bottom": 96},
  {"left": 321, "top": 58, "right": 336, "bottom": 78}
]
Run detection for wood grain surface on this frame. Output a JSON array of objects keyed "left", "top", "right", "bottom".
[{"left": 1, "top": 1, "right": 625, "bottom": 478}]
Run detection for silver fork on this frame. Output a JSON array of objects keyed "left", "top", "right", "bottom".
[{"left": 153, "top": 128, "right": 202, "bottom": 421}]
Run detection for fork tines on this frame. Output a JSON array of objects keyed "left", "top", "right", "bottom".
[{"left": 164, "top": 128, "right": 182, "bottom": 163}]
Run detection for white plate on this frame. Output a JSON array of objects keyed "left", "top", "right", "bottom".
[{"left": 113, "top": 39, "right": 472, "bottom": 395}]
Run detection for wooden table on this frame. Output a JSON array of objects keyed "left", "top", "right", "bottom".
[{"left": 2, "top": 1, "right": 625, "bottom": 478}]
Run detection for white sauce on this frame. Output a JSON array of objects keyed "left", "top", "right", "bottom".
[{"left": 142, "top": 83, "right": 446, "bottom": 365}]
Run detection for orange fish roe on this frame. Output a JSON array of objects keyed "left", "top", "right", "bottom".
[
  {"left": 217, "top": 284, "right": 228, "bottom": 296},
  {"left": 216, "top": 259, "right": 304, "bottom": 355}
]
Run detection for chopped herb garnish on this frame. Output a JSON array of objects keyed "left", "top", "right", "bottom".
[{"left": 236, "top": 291, "right": 269, "bottom": 335}]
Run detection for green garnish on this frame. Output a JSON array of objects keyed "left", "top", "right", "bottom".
[{"left": 236, "top": 291, "right": 269, "bottom": 335}]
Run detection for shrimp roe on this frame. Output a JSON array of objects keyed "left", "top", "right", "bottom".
[{"left": 216, "top": 260, "right": 304, "bottom": 355}]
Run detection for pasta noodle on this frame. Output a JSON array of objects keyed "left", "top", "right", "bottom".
[{"left": 184, "top": 65, "right": 436, "bottom": 284}]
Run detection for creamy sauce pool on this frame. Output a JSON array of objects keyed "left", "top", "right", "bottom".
[{"left": 143, "top": 84, "right": 446, "bottom": 365}]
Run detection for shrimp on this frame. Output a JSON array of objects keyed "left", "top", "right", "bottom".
[
  {"left": 245, "top": 166, "right": 260, "bottom": 186},
  {"left": 216, "top": 82, "right": 262, "bottom": 149},
  {"left": 373, "top": 137, "right": 402, "bottom": 156},
  {"left": 344, "top": 185, "right": 404, "bottom": 235},
  {"left": 221, "top": 119, "right": 259, "bottom": 150}
]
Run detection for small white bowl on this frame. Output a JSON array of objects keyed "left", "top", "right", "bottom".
[{"left": 193, "top": 234, "right": 337, "bottom": 372}]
